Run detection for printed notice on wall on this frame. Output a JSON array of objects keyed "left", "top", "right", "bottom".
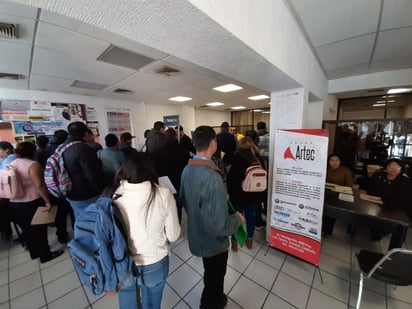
[
  {"left": 273, "top": 89, "right": 303, "bottom": 129},
  {"left": 270, "top": 129, "right": 328, "bottom": 266},
  {"left": 106, "top": 107, "right": 132, "bottom": 136}
]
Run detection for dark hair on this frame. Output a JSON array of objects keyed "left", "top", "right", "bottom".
[
  {"left": 114, "top": 152, "right": 158, "bottom": 224},
  {"left": 15, "top": 142, "right": 36, "bottom": 159},
  {"left": 153, "top": 121, "right": 165, "bottom": 131},
  {"left": 144, "top": 129, "right": 150, "bottom": 138},
  {"left": 385, "top": 158, "right": 405, "bottom": 174},
  {"left": 221, "top": 122, "right": 229, "bottom": 130},
  {"left": 68, "top": 121, "right": 87, "bottom": 141},
  {"left": 105, "top": 134, "right": 119, "bottom": 147},
  {"left": 53, "top": 130, "right": 68, "bottom": 144},
  {"left": 164, "top": 128, "right": 177, "bottom": 144},
  {"left": 327, "top": 153, "right": 342, "bottom": 167},
  {"left": 174, "top": 125, "right": 184, "bottom": 131},
  {"left": 192, "top": 126, "right": 216, "bottom": 152},
  {"left": 36, "top": 135, "right": 49, "bottom": 148},
  {"left": 257, "top": 121, "right": 266, "bottom": 130},
  {"left": 0, "top": 142, "right": 14, "bottom": 154},
  {"left": 245, "top": 129, "right": 258, "bottom": 145},
  {"left": 85, "top": 129, "right": 93, "bottom": 135}
]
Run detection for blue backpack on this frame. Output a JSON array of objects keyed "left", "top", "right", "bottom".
[
  {"left": 68, "top": 196, "right": 135, "bottom": 295},
  {"left": 44, "top": 141, "right": 80, "bottom": 197}
]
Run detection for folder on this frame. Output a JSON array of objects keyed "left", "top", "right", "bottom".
[
  {"left": 227, "top": 200, "right": 247, "bottom": 247},
  {"left": 31, "top": 206, "right": 58, "bottom": 225}
]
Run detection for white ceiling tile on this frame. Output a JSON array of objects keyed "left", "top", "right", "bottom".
[
  {"left": 35, "top": 22, "right": 110, "bottom": 58},
  {"left": 326, "top": 63, "right": 369, "bottom": 80},
  {"left": 0, "top": 41, "right": 32, "bottom": 62},
  {"left": 30, "top": 73, "right": 101, "bottom": 95},
  {"left": 0, "top": 1, "right": 38, "bottom": 19},
  {"left": 0, "top": 78, "right": 28, "bottom": 90},
  {"left": 373, "top": 28, "right": 412, "bottom": 61},
  {"left": 316, "top": 34, "right": 375, "bottom": 70},
  {"left": 0, "top": 58, "right": 29, "bottom": 75},
  {"left": 31, "top": 46, "right": 135, "bottom": 85},
  {"left": 290, "top": 0, "right": 380, "bottom": 47},
  {"left": 381, "top": 0, "right": 412, "bottom": 30},
  {"left": 369, "top": 58, "right": 412, "bottom": 74}
]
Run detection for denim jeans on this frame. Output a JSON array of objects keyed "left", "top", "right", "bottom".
[
  {"left": 118, "top": 255, "right": 169, "bottom": 309},
  {"left": 66, "top": 196, "right": 99, "bottom": 219}
]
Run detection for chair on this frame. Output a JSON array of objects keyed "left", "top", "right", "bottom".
[{"left": 355, "top": 248, "right": 412, "bottom": 309}]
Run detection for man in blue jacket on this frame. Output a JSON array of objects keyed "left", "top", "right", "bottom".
[{"left": 180, "top": 125, "right": 244, "bottom": 309}]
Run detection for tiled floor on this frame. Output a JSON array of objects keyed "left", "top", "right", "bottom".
[{"left": 0, "top": 217, "right": 411, "bottom": 309}]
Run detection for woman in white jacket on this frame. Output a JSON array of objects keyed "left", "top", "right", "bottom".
[{"left": 115, "top": 152, "right": 181, "bottom": 309}]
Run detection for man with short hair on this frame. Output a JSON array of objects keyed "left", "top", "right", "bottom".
[
  {"left": 175, "top": 125, "right": 196, "bottom": 155},
  {"left": 98, "top": 133, "right": 125, "bottom": 181},
  {"left": 84, "top": 128, "right": 103, "bottom": 152},
  {"left": 146, "top": 121, "right": 166, "bottom": 155},
  {"left": 180, "top": 125, "right": 244, "bottom": 309},
  {"left": 63, "top": 122, "right": 105, "bottom": 219},
  {"left": 216, "top": 121, "right": 237, "bottom": 166}
]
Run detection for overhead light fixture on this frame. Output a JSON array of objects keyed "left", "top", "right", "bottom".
[
  {"left": 253, "top": 109, "right": 263, "bottom": 112},
  {"left": 206, "top": 102, "right": 224, "bottom": 107},
  {"left": 169, "top": 96, "right": 192, "bottom": 102},
  {"left": 373, "top": 103, "right": 386, "bottom": 107},
  {"left": 387, "top": 88, "right": 412, "bottom": 94},
  {"left": 375, "top": 100, "right": 386, "bottom": 103},
  {"left": 387, "top": 100, "right": 396, "bottom": 103},
  {"left": 262, "top": 111, "right": 271, "bottom": 114},
  {"left": 213, "top": 84, "right": 243, "bottom": 92},
  {"left": 231, "top": 106, "right": 246, "bottom": 110},
  {"left": 248, "top": 95, "right": 269, "bottom": 101}
]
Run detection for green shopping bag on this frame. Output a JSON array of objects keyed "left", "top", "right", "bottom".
[{"left": 227, "top": 200, "right": 247, "bottom": 247}]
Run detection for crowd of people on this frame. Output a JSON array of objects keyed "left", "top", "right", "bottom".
[{"left": 0, "top": 120, "right": 270, "bottom": 309}]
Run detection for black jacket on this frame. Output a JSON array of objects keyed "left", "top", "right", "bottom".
[
  {"left": 62, "top": 138, "right": 105, "bottom": 200},
  {"left": 216, "top": 131, "right": 237, "bottom": 165},
  {"left": 227, "top": 150, "right": 267, "bottom": 208}
]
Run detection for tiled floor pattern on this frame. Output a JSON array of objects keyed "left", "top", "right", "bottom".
[{"left": 0, "top": 219, "right": 411, "bottom": 309}]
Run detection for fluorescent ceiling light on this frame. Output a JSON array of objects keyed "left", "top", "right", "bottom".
[
  {"left": 231, "top": 106, "right": 246, "bottom": 110},
  {"left": 248, "top": 95, "right": 269, "bottom": 101},
  {"left": 206, "top": 102, "right": 224, "bottom": 107},
  {"left": 213, "top": 84, "right": 243, "bottom": 92},
  {"left": 169, "top": 96, "right": 192, "bottom": 102},
  {"left": 253, "top": 109, "right": 263, "bottom": 112},
  {"left": 373, "top": 103, "right": 386, "bottom": 107},
  {"left": 262, "top": 111, "right": 271, "bottom": 114},
  {"left": 387, "top": 100, "right": 396, "bottom": 103},
  {"left": 375, "top": 100, "right": 386, "bottom": 103},
  {"left": 387, "top": 88, "right": 412, "bottom": 94}
]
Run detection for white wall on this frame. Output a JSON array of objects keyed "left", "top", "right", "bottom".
[
  {"left": 0, "top": 88, "right": 230, "bottom": 142},
  {"left": 304, "top": 101, "right": 323, "bottom": 129},
  {"left": 323, "top": 95, "right": 339, "bottom": 121}
]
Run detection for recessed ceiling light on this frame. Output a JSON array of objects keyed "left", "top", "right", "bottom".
[
  {"left": 373, "top": 103, "right": 386, "bottom": 107},
  {"left": 231, "top": 106, "right": 246, "bottom": 110},
  {"left": 262, "top": 111, "right": 271, "bottom": 114},
  {"left": 376, "top": 100, "right": 386, "bottom": 103},
  {"left": 387, "top": 100, "right": 396, "bottom": 103},
  {"left": 206, "top": 102, "right": 225, "bottom": 107},
  {"left": 169, "top": 96, "right": 192, "bottom": 102},
  {"left": 248, "top": 95, "right": 269, "bottom": 101},
  {"left": 387, "top": 88, "right": 412, "bottom": 94},
  {"left": 253, "top": 109, "right": 263, "bottom": 112},
  {"left": 213, "top": 84, "right": 243, "bottom": 92}
]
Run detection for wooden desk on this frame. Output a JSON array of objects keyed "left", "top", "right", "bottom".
[{"left": 323, "top": 189, "right": 410, "bottom": 249}]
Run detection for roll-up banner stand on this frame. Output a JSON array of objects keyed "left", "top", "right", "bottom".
[{"left": 270, "top": 129, "right": 328, "bottom": 266}]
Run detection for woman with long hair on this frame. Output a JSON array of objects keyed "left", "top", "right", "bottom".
[
  {"left": 114, "top": 152, "right": 180, "bottom": 309},
  {"left": 9, "top": 142, "right": 63, "bottom": 263},
  {"left": 227, "top": 136, "right": 267, "bottom": 250}
]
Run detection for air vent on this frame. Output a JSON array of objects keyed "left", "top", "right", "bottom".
[
  {"left": 70, "top": 80, "right": 108, "bottom": 90},
  {"left": 0, "top": 73, "right": 20, "bottom": 80},
  {"left": 367, "top": 88, "right": 385, "bottom": 93},
  {"left": 154, "top": 66, "right": 180, "bottom": 76},
  {"left": 113, "top": 88, "right": 133, "bottom": 94},
  {"left": 0, "top": 23, "right": 18, "bottom": 39},
  {"left": 97, "top": 45, "right": 155, "bottom": 70}
]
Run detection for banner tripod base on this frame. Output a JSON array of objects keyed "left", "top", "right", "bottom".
[{"left": 263, "top": 243, "right": 324, "bottom": 284}]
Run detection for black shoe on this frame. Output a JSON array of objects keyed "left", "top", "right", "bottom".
[
  {"left": 58, "top": 237, "right": 69, "bottom": 244},
  {"left": 219, "top": 294, "right": 228, "bottom": 308},
  {"left": 40, "top": 250, "right": 64, "bottom": 263},
  {"left": 200, "top": 294, "right": 228, "bottom": 309}
]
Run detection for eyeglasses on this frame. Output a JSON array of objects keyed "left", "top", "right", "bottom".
[{"left": 387, "top": 166, "right": 401, "bottom": 170}]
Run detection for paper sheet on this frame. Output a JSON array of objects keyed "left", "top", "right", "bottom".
[
  {"left": 158, "top": 176, "right": 177, "bottom": 194},
  {"left": 31, "top": 206, "right": 58, "bottom": 225},
  {"left": 359, "top": 193, "right": 383, "bottom": 204}
]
